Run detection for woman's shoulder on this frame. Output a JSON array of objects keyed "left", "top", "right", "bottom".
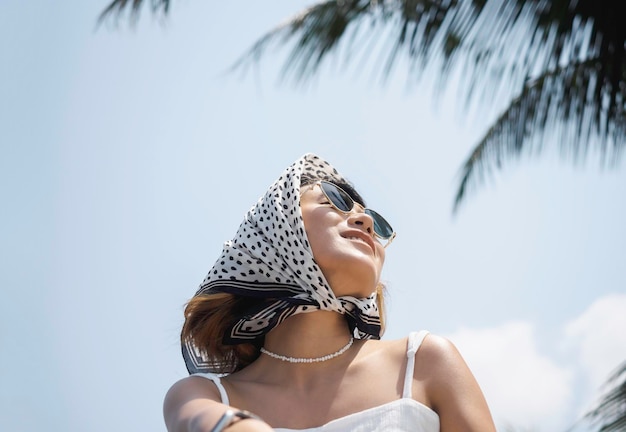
[
  {"left": 410, "top": 333, "right": 487, "bottom": 405},
  {"left": 363, "top": 331, "right": 463, "bottom": 373},
  {"left": 407, "top": 334, "right": 497, "bottom": 430},
  {"left": 415, "top": 333, "right": 465, "bottom": 367},
  {"left": 164, "top": 374, "right": 224, "bottom": 408}
]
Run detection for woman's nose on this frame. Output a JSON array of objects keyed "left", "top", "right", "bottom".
[{"left": 348, "top": 211, "right": 374, "bottom": 235}]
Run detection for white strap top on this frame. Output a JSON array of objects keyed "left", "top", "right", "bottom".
[{"left": 192, "top": 331, "right": 439, "bottom": 431}]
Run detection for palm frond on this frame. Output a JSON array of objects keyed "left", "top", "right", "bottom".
[
  {"left": 231, "top": 0, "right": 486, "bottom": 86},
  {"left": 234, "top": 0, "right": 626, "bottom": 211},
  {"left": 229, "top": 1, "right": 372, "bottom": 81},
  {"left": 453, "top": 56, "right": 626, "bottom": 212},
  {"left": 97, "top": 0, "right": 170, "bottom": 26},
  {"left": 233, "top": 1, "right": 559, "bottom": 98},
  {"left": 97, "top": 0, "right": 626, "bottom": 211},
  {"left": 580, "top": 361, "right": 626, "bottom": 432}
]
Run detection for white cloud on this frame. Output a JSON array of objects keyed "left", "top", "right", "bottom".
[
  {"left": 447, "top": 322, "right": 573, "bottom": 432},
  {"left": 564, "top": 293, "right": 626, "bottom": 408},
  {"left": 440, "top": 294, "right": 626, "bottom": 431}
]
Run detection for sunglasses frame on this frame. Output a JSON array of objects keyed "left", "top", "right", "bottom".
[{"left": 307, "top": 181, "right": 397, "bottom": 248}]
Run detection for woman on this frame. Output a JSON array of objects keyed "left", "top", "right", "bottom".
[{"left": 164, "top": 153, "right": 496, "bottom": 431}]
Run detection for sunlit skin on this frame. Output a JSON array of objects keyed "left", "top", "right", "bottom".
[{"left": 299, "top": 183, "right": 385, "bottom": 299}]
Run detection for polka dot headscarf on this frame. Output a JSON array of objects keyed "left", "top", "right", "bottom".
[{"left": 182, "top": 153, "right": 382, "bottom": 374}]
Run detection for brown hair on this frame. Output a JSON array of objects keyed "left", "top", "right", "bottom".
[
  {"left": 181, "top": 293, "right": 263, "bottom": 374},
  {"left": 181, "top": 289, "right": 387, "bottom": 374}
]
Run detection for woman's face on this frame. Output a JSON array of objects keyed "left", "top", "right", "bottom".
[{"left": 300, "top": 183, "right": 385, "bottom": 298}]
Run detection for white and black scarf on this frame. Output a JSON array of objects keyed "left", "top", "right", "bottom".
[{"left": 183, "top": 153, "right": 381, "bottom": 374}]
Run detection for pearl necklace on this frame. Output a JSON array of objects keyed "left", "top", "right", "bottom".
[{"left": 260, "top": 337, "right": 354, "bottom": 363}]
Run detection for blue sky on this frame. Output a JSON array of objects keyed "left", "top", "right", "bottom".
[{"left": 2, "top": 1, "right": 626, "bottom": 431}]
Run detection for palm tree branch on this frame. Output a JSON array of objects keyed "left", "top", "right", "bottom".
[
  {"left": 452, "top": 56, "right": 626, "bottom": 212},
  {"left": 95, "top": 0, "right": 626, "bottom": 215},
  {"left": 97, "top": 0, "right": 170, "bottom": 25},
  {"left": 581, "top": 361, "right": 626, "bottom": 432},
  {"left": 230, "top": 0, "right": 488, "bottom": 85},
  {"left": 229, "top": 1, "right": 367, "bottom": 81}
]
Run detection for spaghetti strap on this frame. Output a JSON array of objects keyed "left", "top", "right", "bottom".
[
  {"left": 192, "top": 373, "right": 230, "bottom": 405},
  {"left": 402, "top": 330, "right": 430, "bottom": 398}
]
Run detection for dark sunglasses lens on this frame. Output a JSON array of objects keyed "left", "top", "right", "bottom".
[
  {"left": 320, "top": 182, "right": 353, "bottom": 212},
  {"left": 365, "top": 209, "right": 394, "bottom": 239}
]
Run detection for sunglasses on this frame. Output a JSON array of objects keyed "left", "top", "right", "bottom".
[{"left": 312, "top": 181, "right": 396, "bottom": 248}]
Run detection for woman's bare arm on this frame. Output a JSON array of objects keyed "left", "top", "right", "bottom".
[
  {"left": 163, "top": 377, "right": 274, "bottom": 432},
  {"left": 419, "top": 335, "right": 496, "bottom": 432}
]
